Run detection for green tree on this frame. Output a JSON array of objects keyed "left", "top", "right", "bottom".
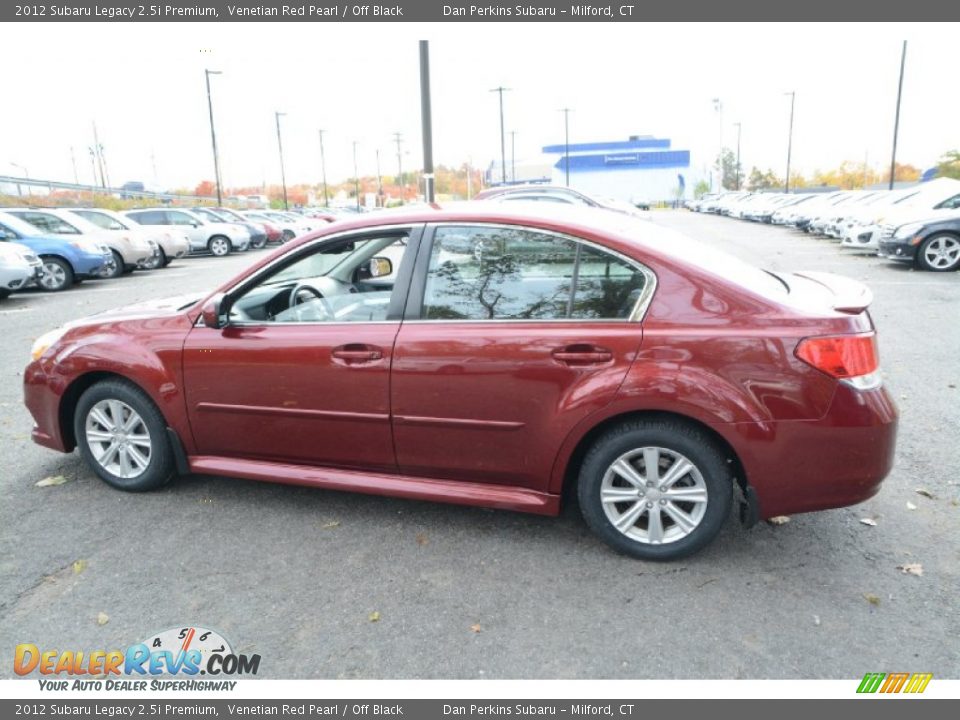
[
  {"left": 716, "top": 148, "right": 739, "bottom": 190},
  {"left": 936, "top": 150, "right": 960, "bottom": 180},
  {"left": 746, "top": 167, "right": 783, "bottom": 191},
  {"left": 693, "top": 179, "right": 711, "bottom": 199}
]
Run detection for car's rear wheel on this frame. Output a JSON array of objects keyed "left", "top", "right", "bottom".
[
  {"left": 39, "top": 257, "right": 74, "bottom": 291},
  {"left": 578, "top": 419, "right": 732, "bottom": 560},
  {"left": 917, "top": 233, "right": 960, "bottom": 272},
  {"left": 74, "top": 379, "right": 175, "bottom": 492},
  {"left": 208, "top": 235, "right": 232, "bottom": 257},
  {"left": 282, "top": 229, "right": 295, "bottom": 243},
  {"left": 253, "top": 236, "right": 268, "bottom": 249}
]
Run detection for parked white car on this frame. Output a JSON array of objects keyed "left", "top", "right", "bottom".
[
  {"left": 123, "top": 208, "right": 251, "bottom": 256},
  {"left": 0, "top": 241, "right": 43, "bottom": 298},
  {"left": 840, "top": 178, "right": 960, "bottom": 250},
  {"left": 70, "top": 208, "right": 190, "bottom": 269},
  {"left": 3, "top": 207, "right": 154, "bottom": 278}
]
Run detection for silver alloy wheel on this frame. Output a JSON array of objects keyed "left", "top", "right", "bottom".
[
  {"left": 209, "top": 237, "right": 230, "bottom": 256},
  {"left": 40, "top": 261, "right": 67, "bottom": 290},
  {"left": 600, "top": 446, "right": 708, "bottom": 545},
  {"left": 923, "top": 236, "right": 960, "bottom": 270},
  {"left": 84, "top": 399, "right": 152, "bottom": 479}
]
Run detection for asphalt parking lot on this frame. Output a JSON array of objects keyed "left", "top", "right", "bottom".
[{"left": 1, "top": 212, "right": 957, "bottom": 680}]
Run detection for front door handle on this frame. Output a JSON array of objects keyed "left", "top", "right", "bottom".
[
  {"left": 551, "top": 344, "right": 613, "bottom": 365},
  {"left": 332, "top": 344, "right": 383, "bottom": 363}
]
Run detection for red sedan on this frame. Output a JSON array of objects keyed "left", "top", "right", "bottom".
[{"left": 23, "top": 205, "right": 897, "bottom": 559}]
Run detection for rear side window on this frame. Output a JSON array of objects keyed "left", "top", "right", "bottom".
[
  {"left": 421, "top": 226, "right": 647, "bottom": 321},
  {"left": 129, "top": 210, "right": 166, "bottom": 225},
  {"left": 10, "top": 211, "right": 80, "bottom": 235}
]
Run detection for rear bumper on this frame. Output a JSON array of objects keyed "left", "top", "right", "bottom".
[{"left": 727, "top": 382, "right": 898, "bottom": 519}]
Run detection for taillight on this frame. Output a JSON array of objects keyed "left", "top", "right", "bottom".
[{"left": 795, "top": 333, "right": 879, "bottom": 380}]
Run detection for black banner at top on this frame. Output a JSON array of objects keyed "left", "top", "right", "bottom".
[{"left": 4, "top": 0, "right": 959, "bottom": 22}]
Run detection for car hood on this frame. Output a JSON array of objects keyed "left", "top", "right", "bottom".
[{"left": 66, "top": 293, "right": 204, "bottom": 329}]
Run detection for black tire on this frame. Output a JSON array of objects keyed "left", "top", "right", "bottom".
[
  {"left": 38, "top": 256, "right": 74, "bottom": 292},
  {"left": 73, "top": 379, "right": 176, "bottom": 492},
  {"left": 0, "top": 289, "right": 10, "bottom": 299},
  {"left": 253, "top": 236, "right": 268, "bottom": 249},
  {"left": 577, "top": 419, "right": 732, "bottom": 561},
  {"left": 101, "top": 250, "right": 124, "bottom": 279},
  {"left": 208, "top": 235, "right": 232, "bottom": 257},
  {"left": 157, "top": 247, "right": 171, "bottom": 267},
  {"left": 282, "top": 229, "right": 295, "bottom": 243},
  {"left": 916, "top": 233, "right": 960, "bottom": 272}
]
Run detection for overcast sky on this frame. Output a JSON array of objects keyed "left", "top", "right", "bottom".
[{"left": 4, "top": 22, "right": 957, "bottom": 190}]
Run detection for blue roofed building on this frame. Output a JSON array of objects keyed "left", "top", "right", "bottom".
[{"left": 540, "top": 135, "right": 700, "bottom": 205}]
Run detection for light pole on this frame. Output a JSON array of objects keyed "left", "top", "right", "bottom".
[
  {"left": 318, "top": 129, "right": 329, "bottom": 208},
  {"left": 490, "top": 86, "right": 510, "bottom": 185},
  {"left": 352, "top": 140, "right": 360, "bottom": 211},
  {"left": 319, "top": 130, "right": 330, "bottom": 207},
  {"left": 393, "top": 132, "right": 403, "bottom": 200},
  {"left": 889, "top": 41, "right": 907, "bottom": 190},
  {"left": 559, "top": 108, "right": 572, "bottom": 187},
  {"left": 420, "top": 41, "right": 435, "bottom": 203},
  {"left": 274, "top": 111, "right": 288, "bottom": 210},
  {"left": 712, "top": 98, "right": 722, "bottom": 190},
  {"left": 376, "top": 148, "right": 383, "bottom": 206},
  {"left": 510, "top": 130, "right": 517, "bottom": 183},
  {"left": 204, "top": 69, "right": 224, "bottom": 205},
  {"left": 784, "top": 91, "right": 796, "bottom": 193},
  {"left": 733, "top": 122, "right": 742, "bottom": 191}
]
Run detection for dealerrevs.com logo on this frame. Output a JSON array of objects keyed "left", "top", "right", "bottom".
[{"left": 14, "top": 626, "right": 260, "bottom": 691}]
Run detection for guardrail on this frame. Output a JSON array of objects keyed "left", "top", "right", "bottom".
[{"left": 0, "top": 175, "right": 214, "bottom": 203}]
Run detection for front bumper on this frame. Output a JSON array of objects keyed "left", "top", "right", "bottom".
[
  {"left": 877, "top": 238, "right": 917, "bottom": 263},
  {"left": 24, "top": 358, "right": 67, "bottom": 451}
]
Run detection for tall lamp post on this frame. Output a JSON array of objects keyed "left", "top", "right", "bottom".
[
  {"left": 559, "top": 108, "right": 572, "bottom": 187},
  {"left": 490, "top": 86, "right": 510, "bottom": 185},
  {"left": 509, "top": 130, "right": 517, "bottom": 183},
  {"left": 204, "top": 69, "right": 224, "bottom": 205},
  {"left": 712, "top": 98, "right": 722, "bottom": 190},
  {"left": 9, "top": 162, "right": 29, "bottom": 197},
  {"left": 318, "top": 129, "right": 329, "bottom": 208},
  {"left": 274, "top": 111, "right": 288, "bottom": 210},
  {"left": 352, "top": 140, "right": 360, "bottom": 211},
  {"left": 889, "top": 41, "right": 907, "bottom": 190},
  {"left": 733, "top": 121, "right": 742, "bottom": 191},
  {"left": 784, "top": 91, "right": 796, "bottom": 194}
]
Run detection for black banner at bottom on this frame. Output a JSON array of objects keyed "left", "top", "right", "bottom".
[{"left": 1, "top": 700, "right": 955, "bottom": 719}]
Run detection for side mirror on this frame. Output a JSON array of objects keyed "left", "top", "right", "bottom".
[
  {"left": 190, "top": 221, "right": 200, "bottom": 228},
  {"left": 359, "top": 256, "right": 392, "bottom": 280},
  {"left": 200, "top": 292, "right": 229, "bottom": 329}
]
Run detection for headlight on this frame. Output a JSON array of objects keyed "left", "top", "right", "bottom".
[
  {"left": 31, "top": 327, "right": 69, "bottom": 361},
  {"left": 894, "top": 222, "right": 923, "bottom": 240}
]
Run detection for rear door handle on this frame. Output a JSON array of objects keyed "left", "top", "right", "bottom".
[
  {"left": 332, "top": 344, "right": 383, "bottom": 363},
  {"left": 551, "top": 344, "right": 613, "bottom": 365}
]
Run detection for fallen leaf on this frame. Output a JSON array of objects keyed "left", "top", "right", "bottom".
[
  {"left": 864, "top": 593, "right": 881, "bottom": 606},
  {"left": 897, "top": 563, "right": 923, "bottom": 577},
  {"left": 915, "top": 488, "right": 935, "bottom": 499},
  {"left": 906, "top": 501, "right": 917, "bottom": 511},
  {"left": 813, "top": 615, "right": 821, "bottom": 626},
  {"left": 36, "top": 475, "right": 69, "bottom": 487},
  {"left": 767, "top": 516, "right": 791, "bottom": 526},
  {"left": 415, "top": 532, "right": 429, "bottom": 546},
  {"left": 368, "top": 611, "right": 381, "bottom": 622},
  {"left": 321, "top": 521, "right": 340, "bottom": 529},
  {"left": 859, "top": 518, "right": 877, "bottom": 526},
  {"left": 96, "top": 612, "right": 109, "bottom": 626},
  {"left": 72, "top": 559, "right": 87, "bottom": 574},
  {"left": 470, "top": 623, "right": 482, "bottom": 633}
]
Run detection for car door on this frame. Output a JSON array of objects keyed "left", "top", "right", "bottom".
[
  {"left": 164, "top": 210, "right": 206, "bottom": 248},
  {"left": 390, "top": 223, "right": 652, "bottom": 490},
  {"left": 182, "top": 226, "right": 422, "bottom": 471}
]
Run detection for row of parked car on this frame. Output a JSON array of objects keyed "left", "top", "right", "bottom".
[
  {"left": 0, "top": 205, "right": 346, "bottom": 297},
  {"left": 687, "top": 177, "right": 960, "bottom": 272}
]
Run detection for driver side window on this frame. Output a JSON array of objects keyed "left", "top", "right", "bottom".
[{"left": 228, "top": 233, "right": 410, "bottom": 325}]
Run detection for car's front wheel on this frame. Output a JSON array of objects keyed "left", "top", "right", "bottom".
[
  {"left": 74, "top": 379, "right": 176, "bottom": 491},
  {"left": 208, "top": 235, "right": 232, "bottom": 257},
  {"left": 578, "top": 419, "right": 732, "bottom": 560},
  {"left": 101, "top": 250, "right": 125, "bottom": 279},
  {"left": 917, "top": 233, "right": 960, "bottom": 272},
  {"left": 39, "top": 257, "right": 74, "bottom": 291}
]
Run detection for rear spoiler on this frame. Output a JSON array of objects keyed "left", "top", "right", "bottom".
[{"left": 792, "top": 271, "right": 873, "bottom": 314}]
